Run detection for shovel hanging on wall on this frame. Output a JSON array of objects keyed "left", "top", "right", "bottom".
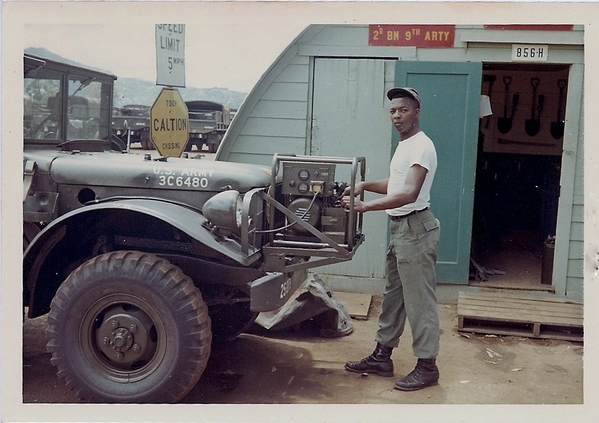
[
  {"left": 525, "top": 78, "right": 541, "bottom": 137},
  {"left": 497, "top": 76, "right": 513, "bottom": 134},
  {"left": 550, "top": 79, "right": 567, "bottom": 139}
]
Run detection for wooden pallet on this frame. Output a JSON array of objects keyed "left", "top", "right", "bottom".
[{"left": 457, "top": 291, "right": 583, "bottom": 342}]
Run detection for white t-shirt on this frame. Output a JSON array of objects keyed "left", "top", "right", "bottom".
[{"left": 386, "top": 131, "right": 437, "bottom": 217}]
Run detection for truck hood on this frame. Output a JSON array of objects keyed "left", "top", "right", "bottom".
[{"left": 37, "top": 150, "right": 273, "bottom": 193}]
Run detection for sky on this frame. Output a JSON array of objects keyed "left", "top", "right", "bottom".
[{"left": 23, "top": 20, "right": 307, "bottom": 93}]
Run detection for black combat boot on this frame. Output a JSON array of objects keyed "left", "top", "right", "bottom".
[
  {"left": 394, "top": 358, "right": 439, "bottom": 391},
  {"left": 344, "top": 343, "right": 394, "bottom": 377}
]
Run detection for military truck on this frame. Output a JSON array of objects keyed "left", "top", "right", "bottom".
[
  {"left": 185, "top": 100, "right": 231, "bottom": 153},
  {"left": 23, "top": 54, "right": 365, "bottom": 403},
  {"left": 111, "top": 104, "right": 152, "bottom": 150}
]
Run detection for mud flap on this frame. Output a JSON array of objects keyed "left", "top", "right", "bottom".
[{"left": 254, "top": 275, "right": 353, "bottom": 337}]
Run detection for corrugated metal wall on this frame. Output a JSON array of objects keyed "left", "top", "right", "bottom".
[{"left": 218, "top": 43, "right": 312, "bottom": 165}]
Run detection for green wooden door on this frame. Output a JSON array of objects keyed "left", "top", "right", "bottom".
[
  {"left": 394, "top": 61, "right": 482, "bottom": 283},
  {"left": 310, "top": 58, "right": 394, "bottom": 280}
]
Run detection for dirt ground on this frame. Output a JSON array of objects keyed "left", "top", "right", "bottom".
[{"left": 21, "top": 296, "right": 583, "bottom": 408}]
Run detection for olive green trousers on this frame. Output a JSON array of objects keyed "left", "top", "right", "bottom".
[{"left": 375, "top": 210, "right": 440, "bottom": 359}]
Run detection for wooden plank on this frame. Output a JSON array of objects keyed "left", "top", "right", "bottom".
[
  {"left": 459, "top": 290, "right": 582, "bottom": 304},
  {"left": 458, "top": 298, "right": 583, "bottom": 325},
  {"left": 458, "top": 317, "right": 583, "bottom": 342},
  {"left": 459, "top": 300, "right": 583, "bottom": 318},
  {"left": 332, "top": 292, "right": 372, "bottom": 321},
  {"left": 459, "top": 299, "right": 583, "bottom": 311},
  {"left": 458, "top": 293, "right": 582, "bottom": 310},
  {"left": 468, "top": 281, "right": 555, "bottom": 292},
  {"left": 459, "top": 298, "right": 582, "bottom": 311},
  {"left": 458, "top": 294, "right": 583, "bottom": 307},
  {"left": 458, "top": 300, "right": 582, "bottom": 315},
  {"left": 458, "top": 302, "right": 582, "bottom": 317},
  {"left": 457, "top": 290, "right": 584, "bottom": 341}
]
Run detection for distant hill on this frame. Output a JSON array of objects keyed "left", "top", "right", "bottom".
[
  {"left": 112, "top": 79, "right": 247, "bottom": 110},
  {"left": 24, "top": 47, "right": 248, "bottom": 109}
]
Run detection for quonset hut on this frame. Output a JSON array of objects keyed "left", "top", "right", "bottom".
[{"left": 217, "top": 24, "right": 584, "bottom": 301}]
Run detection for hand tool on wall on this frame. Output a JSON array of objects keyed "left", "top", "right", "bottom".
[
  {"left": 550, "top": 79, "right": 567, "bottom": 139},
  {"left": 510, "top": 93, "right": 519, "bottom": 129},
  {"left": 483, "top": 74, "right": 496, "bottom": 129},
  {"left": 497, "top": 76, "right": 513, "bottom": 134},
  {"left": 525, "top": 77, "right": 541, "bottom": 136}
]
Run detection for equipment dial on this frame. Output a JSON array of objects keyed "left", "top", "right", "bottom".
[
  {"left": 298, "top": 183, "right": 310, "bottom": 194},
  {"left": 298, "top": 169, "right": 310, "bottom": 181}
]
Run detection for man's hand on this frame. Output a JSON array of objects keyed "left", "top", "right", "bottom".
[
  {"left": 341, "top": 196, "right": 367, "bottom": 213},
  {"left": 341, "top": 182, "right": 365, "bottom": 212},
  {"left": 342, "top": 181, "right": 364, "bottom": 198}
]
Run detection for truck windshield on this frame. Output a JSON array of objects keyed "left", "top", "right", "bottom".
[
  {"left": 66, "top": 77, "right": 108, "bottom": 140},
  {"left": 24, "top": 69, "right": 112, "bottom": 142},
  {"left": 24, "top": 68, "right": 63, "bottom": 140}
]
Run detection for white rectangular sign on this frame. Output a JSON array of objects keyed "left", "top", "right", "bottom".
[
  {"left": 155, "top": 24, "right": 186, "bottom": 88},
  {"left": 511, "top": 44, "right": 549, "bottom": 62}
]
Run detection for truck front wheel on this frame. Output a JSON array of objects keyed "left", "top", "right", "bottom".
[{"left": 46, "top": 251, "right": 212, "bottom": 403}]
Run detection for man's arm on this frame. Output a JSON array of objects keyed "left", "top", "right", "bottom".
[
  {"left": 358, "top": 179, "right": 389, "bottom": 195},
  {"left": 342, "top": 164, "right": 427, "bottom": 213}
]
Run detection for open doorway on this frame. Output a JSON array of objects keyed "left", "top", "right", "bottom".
[{"left": 470, "top": 63, "right": 568, "bottom": 291}]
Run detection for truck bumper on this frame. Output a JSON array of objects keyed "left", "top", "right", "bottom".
[{"left": 249, "top": 270, "right": 307, "bottom": 312}]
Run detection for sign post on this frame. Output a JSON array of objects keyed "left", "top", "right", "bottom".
[
  {"left": 150, "top": 88, "right": 189, "bottom": 157},
  {"left": 153, "top": 24, "right": 188, "bottom": 156}
]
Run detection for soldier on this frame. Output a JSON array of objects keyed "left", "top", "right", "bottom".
[{"left": 342, "top": 87, "right": 441, "bottom": 391}]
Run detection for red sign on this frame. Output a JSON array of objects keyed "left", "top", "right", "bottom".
[
  {"left": 484, "top": 24, "right": 573, "bottom": 31},
  {"left": 369, "top": 25, "right": 455, "bottom": 48}
]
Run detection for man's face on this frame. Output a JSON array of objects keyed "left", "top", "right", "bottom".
[{"left": 389, "top": 97, "right": 420, "bottom": 136}]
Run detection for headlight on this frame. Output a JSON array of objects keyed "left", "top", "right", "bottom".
[{"left": 203, "top": 190, "right": 243, "bottom": 231}]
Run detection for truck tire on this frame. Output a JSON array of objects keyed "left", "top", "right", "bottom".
[
  {"left": 46, "top": 251, "right": 212, "bottom": 403},
  {"left": 141, "top": 138, "right": 151, "bottom": 150}
]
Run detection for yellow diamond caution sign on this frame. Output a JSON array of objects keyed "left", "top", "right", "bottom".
[{"left": 150, "top": 87, "right": 189, "bottom": 157}]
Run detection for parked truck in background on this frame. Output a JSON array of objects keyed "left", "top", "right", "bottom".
[
  {"left": 23, "top": 53, "right": 365, "bottom": 403},
  {"left": 185, "top": 100, "right": 231, "bottom": 153},
  {"left": 111, "top": 104, "right": 152, "bottom": 150},
  {"left": 111, "top": 101, "right": 231, "bottom": 154}
]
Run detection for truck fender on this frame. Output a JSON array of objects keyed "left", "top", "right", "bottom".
[
  {"left": 24, "top": 198, "right": 260, "bottom": 316},
  {"left": 25, "top": 198, "right": 258, "bottom": 265}
]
